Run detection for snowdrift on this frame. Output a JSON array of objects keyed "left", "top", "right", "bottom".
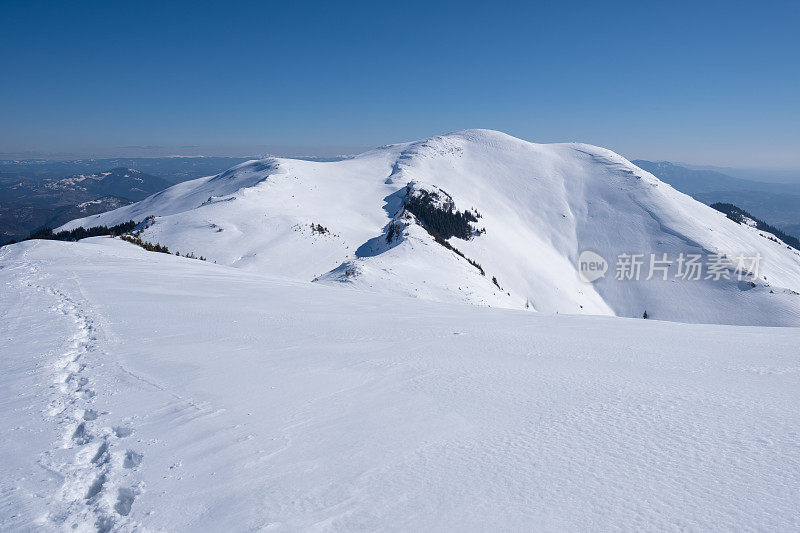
[{"left": 2, "top": 239, "right": 799, "bottom": 530}]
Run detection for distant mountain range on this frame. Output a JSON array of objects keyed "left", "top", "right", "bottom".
[
  {"left": 0, "top": 168, "right": 171, "bottom": 243},
  {"left": 31, "top": 167, "right": 169, "bottom": 201},
  {"left": 633, "top": 160, "right": 800, "bottom": 237},
  {"left": 0, "top": 157, "right": 252, "bottom": 184}
]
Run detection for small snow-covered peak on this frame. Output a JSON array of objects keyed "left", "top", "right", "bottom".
[
  {"left": 440, "top": 128, "right": 526, "bottom": 143},
  {"left": 207, "top": 158, "right": 279, "bottom": 183}
]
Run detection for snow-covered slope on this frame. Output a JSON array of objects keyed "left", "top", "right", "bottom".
[
  {"left": 2, "top": 239, "right": 799, "bottom": 531},
  {"left": 59, "top": 130, "right": 800, "bottom": 325}
]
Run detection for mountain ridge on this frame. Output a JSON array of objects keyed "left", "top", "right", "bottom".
[{"left": 57, "top": 129, "right": 800, "bottom": 326}]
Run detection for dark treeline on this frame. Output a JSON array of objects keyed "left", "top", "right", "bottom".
[
  {"left": 404, "top": 189, "right": 479, "bottom": 240},
  {"left": 3, "top": 216, "right": 207, "bottom": 261},
  {"left": 401, "top": 188, "right": 485, "bottom": 275},
  {"left": 120, "top": 234, "right": 171, "bottom": 254},
  {"left": 711, "top": 203, "right": 800, "bottom": 249},
  {"left": 2, "top": 220, "right": 139, "bottom": 247}
]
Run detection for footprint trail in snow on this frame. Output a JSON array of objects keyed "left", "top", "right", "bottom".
[{"left": 35, "top": 283, "right": 146, "bottom": 531}]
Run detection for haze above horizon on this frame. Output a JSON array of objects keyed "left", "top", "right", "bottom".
[{"left": 1, "top": 0, "right": 798, "bottom": 171}]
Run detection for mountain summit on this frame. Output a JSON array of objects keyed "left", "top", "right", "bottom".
[{"left": 60, "top": 130, "right": 800, "bottom": 326}]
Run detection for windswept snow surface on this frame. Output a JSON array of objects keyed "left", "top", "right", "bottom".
[
  {"left": 2, "top": 238, "right": 800, "bottom": 531},
  {"left": 58, "top": 130, "right": 800, "bottom": 326}
]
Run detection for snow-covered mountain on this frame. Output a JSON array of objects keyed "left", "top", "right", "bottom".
[
  {"left": 60, "top": 129, "right": 800, "bottom": 326},
  {"left": 5, "top": 131, "right": 800, "bottom": 529}
]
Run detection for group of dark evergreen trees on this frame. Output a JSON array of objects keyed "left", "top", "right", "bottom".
[
  {"left": 711, "top": 203, "right": 800, "bottom": 249},
  {"left": 119, "top": 234, "right": 170, "bottom": 254},
  {"left": 404, "top": 189, "right": 481, "bottom": 240},
  {"left": 119, "top": 234, "right": 206, "bottom": 260},
  {"left": 399, "top": 187, "right": 487, "bottom": 276},
  {"left": 1, "top": 215, "right": 209, "bottom": 261},
  {"left": 2, "top": 220, "right": 139, "bottom": 247},
  {"left": 310, "top": 223, "right": 329, "bottom": 235}
]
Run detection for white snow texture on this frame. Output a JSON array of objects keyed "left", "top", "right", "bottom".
[{"left": 2, "top": 130, "right": 799, "bottom": 530}]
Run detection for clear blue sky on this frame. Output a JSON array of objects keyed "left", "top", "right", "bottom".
[{"left": 1, "top": 0, "right": 798, "bottom": 168}]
